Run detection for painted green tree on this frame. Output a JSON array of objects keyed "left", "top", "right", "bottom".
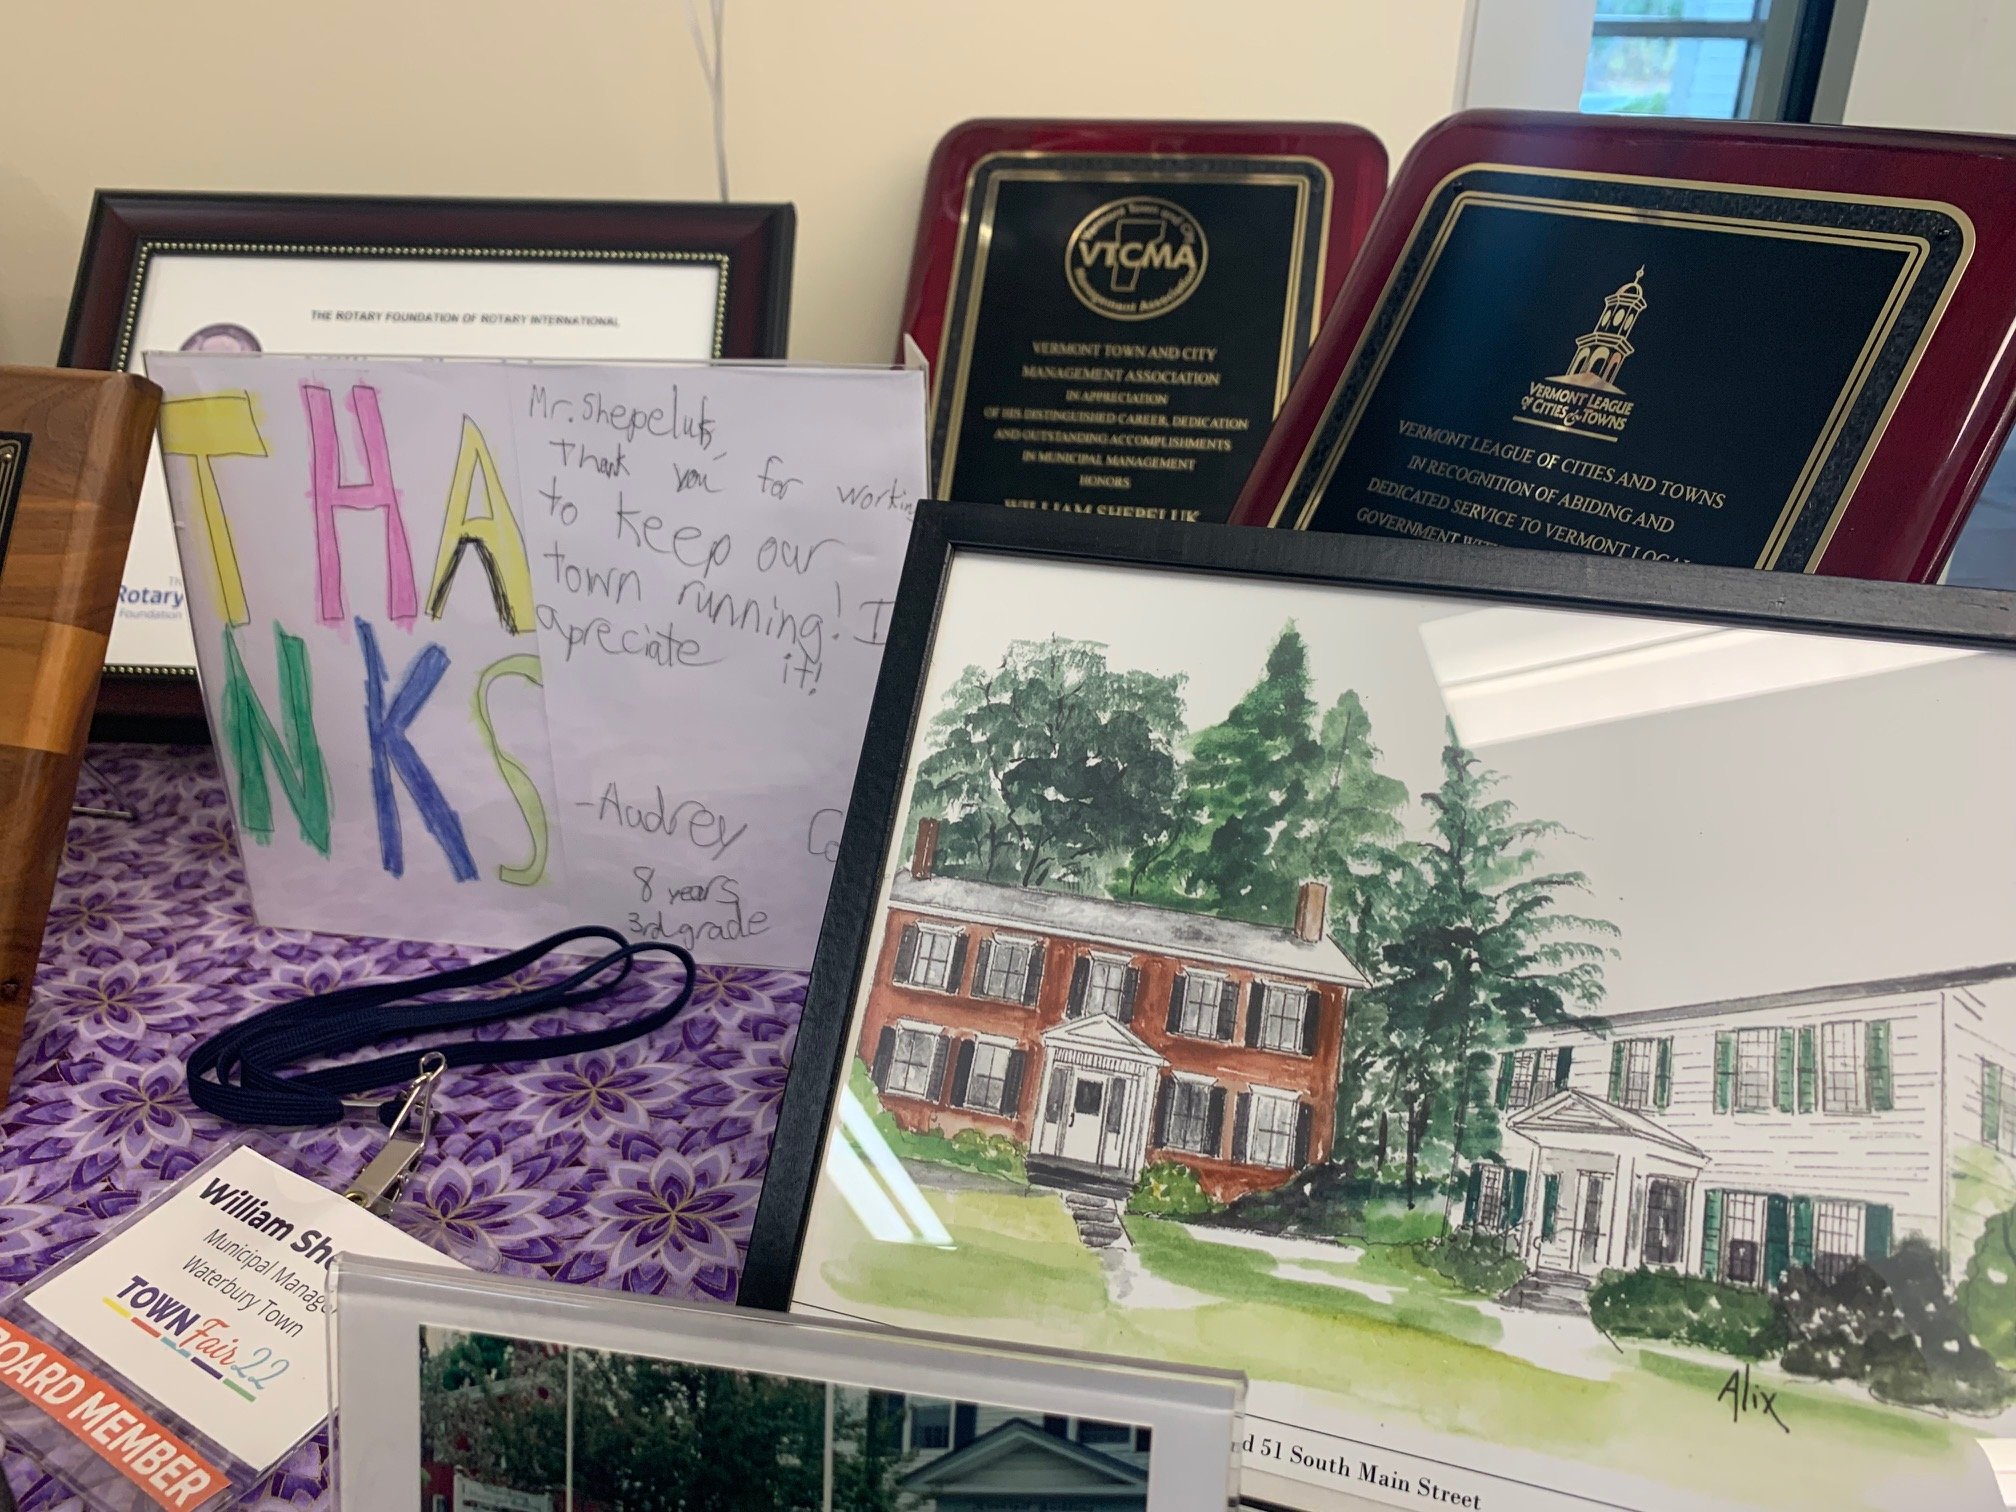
[
  {"left": 1357, "top": 725, "right": 1616, "bottom": 1203},
  {"left": 1117, "top": 624, "right": 1319, "bottom": 921},
  {"left": 908, "top": 636, "right": 1188, "bottom": 889}
]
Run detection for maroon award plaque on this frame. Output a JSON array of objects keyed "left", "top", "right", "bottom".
[
  {"left": 1230, "top": 110, "right": 2016, "bottom": 580},
  {"left": 903, "top": 119, "right": 1387, "bottom": 525}
]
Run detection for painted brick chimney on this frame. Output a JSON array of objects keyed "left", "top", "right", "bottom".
[
  {"left": 1293, "top": 880, "right": 1329, "bottom": 944},
  {"left": 911, "top": 818, "right": 940, "bottom": 880}
]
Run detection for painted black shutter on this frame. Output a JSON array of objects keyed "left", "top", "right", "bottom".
[
  {"left": 871, "top": 1027, "right": 895, "bottom": 1090},
  {"left": 1217, "top": 979, "right": 1239, "bottom": 1041},
  {"left": 1105, "top": 1078, "right": 1126, "bottom": 1135},
  {"left": 1231, "top": 1092, "right": 1252, "bottom": 1164},
  {"left": 1205, "top": 1086, "right": 1227, "bottom": 1156},
  {"left": 953, "top": 1404, "right": 977, "bottom": 1449},
  {"left": 893, "top": 925, "right": 919, "bottom": 984},
  {"left": 971, "top": 939, "right": 995, "bottom": 997},
  {"left": 1301, "top": 989, "right": 1321, "bottom": 1056},
  {"left": 1555, "top": 1047, "right": 1574, "bottom": 1089},
  {"left": 1067, "top": 957, "right": 1090, "bottom": 1017},
  {"left": 1022, "top": 946, "right": 1045, "bottom": 1006},
  {"left": 1042, "top": 1416, "right": 1069, "bottom": 1439},
  {"left": 927, "top": 1036, "right": 951, "bottom": 1101},
  {"left": 945, "top": 933, "right": 969, "bottom": 993},
  {"left": 1001, "top": 1051, "right": 1026, "bottom": 1117},
  {"left": 1153, "top": 1075, "right": 1173, "bottom": 1145},
  {"left": 1121, "top": 965, "right": 1141, "bottom": 1023},
  {"left": 949, "top": 1040, "right": 975, "bottom": 1108},
  {"left": 1245, "top": 982, "right": 1264, "bottom": 1047},
  {"left": 1167, "top": 972, "right": 1186, "bottom": 1032},
  {"left": 1294, "top": 1102, "right": 1313, "bottom": 1167}
]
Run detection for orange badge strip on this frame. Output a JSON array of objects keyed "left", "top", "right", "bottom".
[{"left": 0, "top": 1314, "right": 227, "bottom": 1509}]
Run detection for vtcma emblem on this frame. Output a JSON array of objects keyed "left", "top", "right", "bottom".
[
  {"left": 1516, "top": 267, "right": 1647, "bottom": 441},
  {"left": 1065, "top": 197, "right": 1208, "bottom": 321}
]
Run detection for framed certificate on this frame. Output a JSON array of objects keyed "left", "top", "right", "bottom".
[
  {"left": 903, "top": 120, "right": 1386, "bottom": 527},
  {"left": 60, "top": 191, "right": 795, "bottom": 737},
  {"left": 746, "top": 501, "right": 2016, "bottom": 1512},
  {"left": 1230, "top": 110, "right": 2016, "bottom": 583}
]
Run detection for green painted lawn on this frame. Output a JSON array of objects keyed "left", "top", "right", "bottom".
[{"left": 816, "top": 1182, "right": 1983, "bottom": 1511}]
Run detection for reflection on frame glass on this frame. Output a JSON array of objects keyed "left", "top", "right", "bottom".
[{"left": 418, "top": 1325, "right": 1153, "bottom": 1512}]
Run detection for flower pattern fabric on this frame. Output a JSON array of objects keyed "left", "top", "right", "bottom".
[{"left": 0, "top": 746, "right": 804, "bottom": 1510}]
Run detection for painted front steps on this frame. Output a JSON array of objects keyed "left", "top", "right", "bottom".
[
  {"left": 1500, "top": 1267, "right": 1594, "bottom": 1314},
  {"left": 1061, "top": 1191, "right": 1130, "bottom": 1250}
]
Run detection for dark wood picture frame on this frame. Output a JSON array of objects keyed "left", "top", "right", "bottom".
[
  {"left": 60, "top": 190, "right": 796, "bottom": 742},
  {"left": 742, "top": 501, "right": 2016, "bottom": 1313}
]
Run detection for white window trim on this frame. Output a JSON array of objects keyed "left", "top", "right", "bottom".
[
  {"left": 1172, "top": 1069, "right": 1216, "bottom": 1086},
  {"left": 1245, "top": 1087, "right": 1301, "bottom": 1172},
  {"left": 1255, "top": 978, "right": 1312, "bottom": 1056},
  {"left": 900, "top": 923, "right": 966, "bottom": 995},
  {"left": 1164, "top": 1076, "right": 1218, "bottom": 1157},
  {"left": 884, "top": 1022, "right": 946, "bottom": 1104},
  {"left": 973, "top": 931, "right": 1039, "bottom": 1004},
  {"left": 961, "top": 1038, "right": 1015, "bottom": 1115},
  {"left": 1176, "top": 968, "right": 1229, "bottom": 1041}
]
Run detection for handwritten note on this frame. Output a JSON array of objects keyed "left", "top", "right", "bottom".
[{"left": 143, "top": 354, "right": 926, "bottom": 968}]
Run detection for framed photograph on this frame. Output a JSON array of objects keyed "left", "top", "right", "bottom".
[
  {"left": 745, "top": 502, "right": 2016, "bottom": 1512},
  {"left": 60, "top": 190, "right": 795, "bottom": 738},
  {"left": 333, "top": 1253, "right": 1243, "bottom": 1512}
]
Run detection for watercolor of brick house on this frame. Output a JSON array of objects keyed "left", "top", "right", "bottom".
[{"left": 856, "top": 819, "right": 1367, "bottom": 1206}]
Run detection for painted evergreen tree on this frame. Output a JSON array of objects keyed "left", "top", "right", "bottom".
[
  {"left": 1117, "top": 623, "right": 1319, "bottom": 922},
  {"left": 908, "top": 636, "right": 1188, "bottom": 889},
  {"left": 1359, "top": 723, "right": 1615, "bottom": 1203}
]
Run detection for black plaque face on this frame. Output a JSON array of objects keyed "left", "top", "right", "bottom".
[
  {"left": 1265, "top": 167, "right": 1968, "bottom": 571},
  {"left": 0, "top": 434, "right": 27, "bottom": 572},
  {"left": 933, "top": 154, "right": 1331, "bottom": 524}
]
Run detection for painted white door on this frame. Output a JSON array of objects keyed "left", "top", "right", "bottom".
[
  {"left": 1574, "top": 1172, "right": 1609, "bottom": 1275},
  {"left": 1062, "top": 1074, "right": 1106, "bottom": 1164}
]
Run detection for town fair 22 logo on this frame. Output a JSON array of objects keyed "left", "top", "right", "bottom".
[
  {"left": 1515, "top": 267, "right": 1648, "bottom": 442},
  {"left": 1066, "top": 197, "right": 1208, "bottom": 321}
]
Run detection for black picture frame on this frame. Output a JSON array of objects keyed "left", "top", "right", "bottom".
[
  {"left": 60, "top": 190, "right": 795, "bottom": 742},
  {"left": 742, "top": 498, "right": 2016, "bottom": 1305}
]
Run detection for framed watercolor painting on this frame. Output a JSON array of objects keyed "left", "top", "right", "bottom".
[
  {"left": 744, "top": 502, "right": 2016, "bottom": 1512},
  {"left": 60, "top": 190, "right": 795, "bottom": 738}
]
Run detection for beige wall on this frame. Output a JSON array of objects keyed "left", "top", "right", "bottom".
[
  {"left": 1843, "top": 0, "right": 2016, "bottom": 133},
  {"left": 0, "top": 0, "right": 1470, "bottom": 369}
]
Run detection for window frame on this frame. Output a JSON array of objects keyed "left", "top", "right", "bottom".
[
  {"left": 1082, "top": 952, "right": 1132, "bottom": 1019},
  {"left": 1735, "top": 1026, "right": 1776, "bottom": 1113},
  {"left": 974, "top": 932, "right": 1037, "bottom": 1004},
  {"left": 1582, "top": 0, "right": 1820, "bottom": 124},
  {"left": 961, "top": 1036, "right": 1014, "bottom": 1115},
  {"left": 900, "top": 923, "right": 965, "bottom": 994},
  {"left": 1165, "top": 1074, "right": 1215, "bottom": 1156},
  {"left": 1255, "top": 979, "right": 1308, "bottom": 1055},
  {"left": 1820, "top": 1018, "right": 1868, "bottom": 1115},
  {"left": 885, "top": 1022, "right": 944, "bottom": 1102},
  {"left": 1246, "top": 1088, "right": 1300, "bottom": 1170},
  {"left": 1620, "top": 1037, "right": 1657, "bottom": 1110},
  {"left": 1175, "top": 968, "right": 1228, "bottom": 1040},
  {"left": 1813, "top": 1197, "right": 1865, "bottom": 1283}
]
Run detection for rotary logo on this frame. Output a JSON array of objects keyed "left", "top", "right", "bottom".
[
  {"left": 1516, "top": 267, "right": 1648, "bottom": 441},
  {"left": 1065, "top": 197, "right": 1208, "bottom": 321}
]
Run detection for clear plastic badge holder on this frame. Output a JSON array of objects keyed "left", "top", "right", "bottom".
[{"left": 0, "top": 1137, "right": 447, "bottom": 1512}]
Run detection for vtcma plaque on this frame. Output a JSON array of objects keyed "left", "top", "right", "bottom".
[
  {"left": 904, "top": 120, "right": 1387, "bottom": 524},
  {"left": 1232, "top": 111, "right": 2016, "bottom": 581}
]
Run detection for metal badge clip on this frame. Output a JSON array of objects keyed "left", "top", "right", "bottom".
[{"left": 343, "top": 1051, "right": 446, "bottom": 1218}]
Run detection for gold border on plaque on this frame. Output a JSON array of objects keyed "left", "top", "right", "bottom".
[
  {"left": 932, "top": 150, "right": 1334, "bottom": 501},
  {"left": 1265, "top": 163, "right": 1976, "bottom": 571}
]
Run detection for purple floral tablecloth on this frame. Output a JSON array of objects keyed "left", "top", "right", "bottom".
[{"left": 0, "top": 744, "right": 804, "bottom": 1510}]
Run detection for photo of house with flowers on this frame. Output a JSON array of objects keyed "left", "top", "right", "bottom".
[{"left": 794, "top": 558, "right": 2016, "bottom": 1512}]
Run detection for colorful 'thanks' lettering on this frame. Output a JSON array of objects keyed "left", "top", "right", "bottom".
[
  {"left": 427, "top": 416, "right": 537, "bottom": 633},
  {"left": 357, "top": 617, "right": 476, "bottom": 883},
  {"left": 158, "top": 392, "right": 269, "bottom": 629},
  {"left": 473, "top": 653, "right": 550, "bottom": 886},
  {"left": 221, "top": 622, "right": 331, "bottom": 855},
  {"left": 302, "top": 383, "right": 418, "bottom": 629}
]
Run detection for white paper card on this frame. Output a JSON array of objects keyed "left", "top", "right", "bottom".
[
  {"left": 24, "top": 1147, "right": 456, "bottom": 1470},
  {"left": 142, "top": 355, "right": 927, "bottom": 969}
]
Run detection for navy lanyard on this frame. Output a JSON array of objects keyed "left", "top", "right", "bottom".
[{"left": 186, "top": 926, "right": 698, "bottom": 1129}]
